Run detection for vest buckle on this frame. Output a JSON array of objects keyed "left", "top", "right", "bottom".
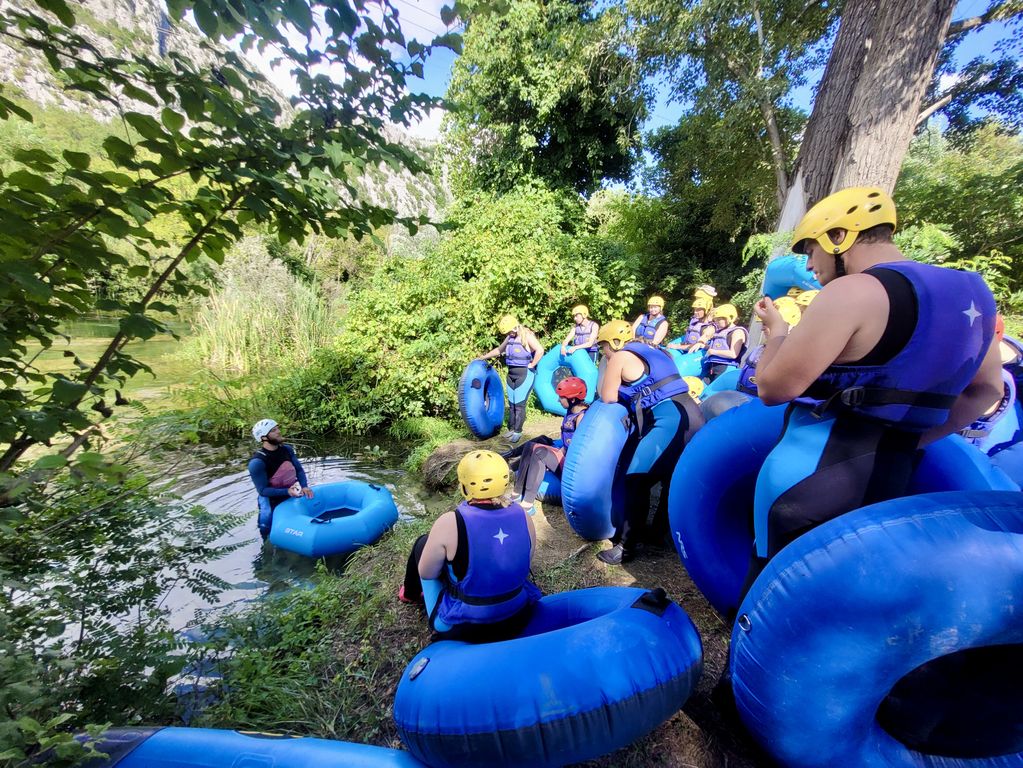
[
  {"left": 840, "top": 386, "right": 866, "bottom": 407},
  {"left": 639, "top": 385, "right": 653, "bottom": 398}
]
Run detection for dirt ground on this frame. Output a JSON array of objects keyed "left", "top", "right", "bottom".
[{"left": 428, "top": 415, "right": 771, "bottom": 768}]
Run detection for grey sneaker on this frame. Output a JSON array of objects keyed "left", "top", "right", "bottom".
[{"left": 509, "top": 431, "right": 522, "bottom": 443}]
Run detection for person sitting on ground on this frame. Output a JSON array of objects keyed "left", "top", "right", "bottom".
[
  {"left": 745, "top": 186, "right": 1001, "bottom": 597},
  {"left": 737, "top": 296, "right": 801, "bottom": 397},
  {"left": 560, "top": 305, "right": 600, "bottom": 363},
  {"left": 595, "top": 320, "right": 705, "bottom": 565},
  {"left": 479, "top": 315, "right": 544, "bottom": 444},
  {"left": 509, "top": 377, "right": 590, "bottom": 516},
  {"left": 668, "top": 296, "right": 715, "bottom": 352},
  {"left": 632, "top": 296, "right": 670, "bottom": 345},
  {"left": 695, "top": 303, "right": 748, "bottom": 382},
  {"left": 399, "top": 450, "right": 541, "bottom": 642},
  {"left": 248, "top": 419, "right": 313, "bottom": 538}
]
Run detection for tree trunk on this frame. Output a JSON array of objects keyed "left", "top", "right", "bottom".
[{"left": 786, "top": 0, "right": 957, "bottom": 214}]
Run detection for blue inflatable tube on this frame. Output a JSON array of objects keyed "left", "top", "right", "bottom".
[
  {"left": 701, "top": 366, "right": 741, "bottom": 398},
  {"left": 668, "top": 399, "right": 1019, "bottom": 616},
  {"left": 536, "top": 470, "right": 561, "bottom": 504},
  {"left": 762, "top": 253, "right": 820, "bottom": 299},
  {"left": 394, "top": 586, "right": 703, "bottom": 768},
  {"left": 561, "top": 401, "right": 630, "bottom": 540},
  {"left": 269, "top": 481, "right": 399, "bottom": 558},
  {"left": 532, "top": 348, "right": 598, "bottom": 416},
  {"left": 667, "top": 347, "right": 704, "bottom": 377},
  {"left": 88, "top": 727, "right": 425, "bottom": 767},
  {"left": 458, "top": 360, "right": 505, "bottom": 439},
  {"left": 732, "top": 491, "right": 1023, "bottom": 768}
]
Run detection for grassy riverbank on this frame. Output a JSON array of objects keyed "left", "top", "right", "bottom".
[{"left": 192, "top": 420, "right": 767, "bottom": 767}]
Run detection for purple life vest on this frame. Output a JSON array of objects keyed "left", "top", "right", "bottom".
[
  {"left": 635, "top": 313, "right": 666, "bottom": 342},
  {"left": 795, "top": 261, "right": 996, "bottom": 431},
  {"left": 704, "top": 325, "right": 748, "bottom": 368},
  {"left": 505, "top": 334, "right": 532, "bottom": 367},
  {"left": 573, "top": 320, "right": 598, "bottom": 351},
  {"left": 618, "top": 341, "right": 689, "bottom": 417},
  {"left": 682, "top": 316, "right": 712, "bottom": 346},
  {"left": 436, "top": 502, "right": 540, "bottom": 627},
  {"left": 560, "top": 408, "right": 585, "bottom": 447},
  {"left": 737, "top": 344, "right": 765, "bottom": 395}
]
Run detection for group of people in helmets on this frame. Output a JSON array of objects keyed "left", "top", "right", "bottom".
[{"left": 250, "top": 186, "right": 1004, "bottom": 646}]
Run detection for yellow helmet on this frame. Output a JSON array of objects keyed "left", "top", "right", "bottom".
[
  {"left": 786, "top": 286, "right": 803, "bottom": 298},
  {"left": 694, "top": 284, "right": 717, "bottom": 300},
  {"left": 457, "top": 450, "right": 510, "bottom": 501},
  {"left": 795, "top": 290, "right": 819, "bottom": 308},
  {"left": 683, "top": 376, "right": 705, "bottom": 401},
  {"left": 647, "top": 295, "right": 665, "bottom": 308},
  {"left": 596, "top": 319, "right": 634, "bottom": 351},
  {"left": 497, "top": 314, "right": 519, "bottom": 335},
  {"left": 712, "top": 303, "right": 738, "bottom": 325},
  {"left": 691, "top": 297, "right": 713, "bottom": 312},
  {"left": 571, "top": 304, "right": 589, "bottom": 318},
  {"left": 791, "top": 186, "right": 897, "bottom": 256},
  {"left": 774, "top": 296, "right": 801, "bottom": 327}
]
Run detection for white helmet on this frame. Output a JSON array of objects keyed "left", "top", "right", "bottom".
[{"left": 252, "top": 418, "right": 278, "bottom": 443}]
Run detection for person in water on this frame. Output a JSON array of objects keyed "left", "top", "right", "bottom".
[
  {"left": 510, "top": 377, "right": 590, "bottom": 516},
  {"left": 560, "top": 305, "right": 600, "bottom": 363},
  {"left": 746, "top": 186, "right": 1002, "bottom": 593},
  {"left": 399, "top": 450, "right": 541, "bottom": 642},
  {"left": 695, "top": 303, "right": 748, "bottom": 382},
  {"left": 737, "top": 296, "right": 801, "bottom": 397},
  {"left": 248, "top": 419, "right": 313, "bottom": 538},
  {"left": 595, "top": 320, "right": 705, "bottom": 565},
  {"left": 632, "top": 296, "right": 670, "bottom": 345},
  {"left": 668, "top": 297, "right": 715, "bottom": 352},
  {"left": 479, "top": 315, "right": 544, "bottom": 444}
]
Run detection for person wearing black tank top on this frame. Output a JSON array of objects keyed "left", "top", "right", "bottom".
[{"left": 742, "top": 187, "right": 1002, "bottom": 598}]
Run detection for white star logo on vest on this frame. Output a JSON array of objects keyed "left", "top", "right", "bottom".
[
  {"left": 493, "top": 528, "right": 509, "bottom": 544},
  {"left": 963, "top": 301, "right": 981, "bottom": 326}
]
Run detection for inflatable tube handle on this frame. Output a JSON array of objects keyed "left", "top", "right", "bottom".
[{"left": 631, "top": 587, "right": 671, "bottom": 617}]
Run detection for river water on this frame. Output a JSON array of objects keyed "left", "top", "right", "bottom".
[{"left": 30, "top": 319, "right": 446, "bottom": 637}]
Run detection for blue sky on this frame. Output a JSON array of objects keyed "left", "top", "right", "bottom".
[{"left": 399, "top": 0, "right": 1021, "bottom": 139}]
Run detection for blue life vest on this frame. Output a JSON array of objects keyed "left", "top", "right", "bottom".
[
  {"left": 704, "top": 325, "right": 748, "bottom": 368},
  {"left": 574, "top": 320, "right": 598, "bottom": 351},
  {"left": 635, "top": 313, "right": 666, "bottom": 342},
  {"left": 618, "top": 342, "right": 690, "bottom": 424},
  {"left": 505, "top": 334, "right": 532, "bottom": 367},
  {"left": 435, "top": 501, "right": 540, "bottom": 627},
  {"left": 794, "top": 261, "right": 996, "bottom": 431},
  {"left": 737, "top": 344, "right": 765, "bottom": 395},
  {"left": 682, "top": 316, "right": 712, "bottom": 346},
  {"left": 561, "top": 408, "right": 585, "bottom": 447}
]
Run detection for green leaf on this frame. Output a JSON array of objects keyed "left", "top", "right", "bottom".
[
  {"left": 286, "top": 0, "right": 314, "bottom": 36},
  {"left": 120, "top": 313, "right": 157, "bottom": 340},
  {"left": 102, "top": 135, "right": 136, "bottom": 164},
  {"left": 160, "top": 108, "right": 186, "bottom": 132},
  {"left": 35, "top": 0, "right": 76, "bottom": 26},
  {"left": 126, "top": 265, "right": 149, "bottom": 278},
  {"left": 33, "top": 454, "right": 68, "bottom": 470},
  {"left": 62, "top": 149, "right": 91, "bottom": 170},
  {"left": 50, "top": 379, "right": 88, "bottom": 404},
  {"left": 193, "top": 2, "right": 221, "bottom": 37}
]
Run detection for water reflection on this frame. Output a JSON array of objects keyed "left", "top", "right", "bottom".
[{"left": 169, "top": 451, "right": 441, "bottom": 638}]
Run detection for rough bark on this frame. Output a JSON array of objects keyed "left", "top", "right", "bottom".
[{"left": 786, "top": 0, "right": 956, "bottom": 213}]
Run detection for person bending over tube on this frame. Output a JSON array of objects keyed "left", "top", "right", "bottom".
[
  {"left": 743, "top": 186, "right": 1002, "bottom": 599},
  {"left": 595, "top": 320, "right": 705, "bottom": 565},
  {"left": 399, "top": 450, "right": 541, "bottom": 643},
  {"left": 507, "top": 376, "right": 590, "bottom": 516},
  {"left": 633, "top": 295, "right": 670, "bottom": 345},
  {"left": 479, "top": 314, "right": 544, "bottom": 444},
  {"left": 561, "top": 304, "right": 600, "bottom": 363},
  {"left": 248, "top": 419, "right": 313, "bottom": 539}
]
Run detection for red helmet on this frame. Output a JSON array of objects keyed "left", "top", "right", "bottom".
[{"left": 555, "top": 376, "right": 587, "bottom": 401}]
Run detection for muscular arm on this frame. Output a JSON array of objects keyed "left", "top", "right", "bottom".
[
  {"left": 919, "top": 338, "right": 1005, "bottom": 446},
  {"left": 651, "top": 320, "right": 669, "bottom": 345},
  {"left": 418, "top": 512, "right": 458, "bottom": 580},
  {"left": 755, "top": 277, "right": 880, "bottom": 405},
  {"left": 600, "top": 352, "right": 625, "bottom": 403}
]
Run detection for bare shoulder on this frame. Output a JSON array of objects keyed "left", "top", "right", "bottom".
[{"left": 429, "top": 510, "right": 457, "bottom": 535}]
